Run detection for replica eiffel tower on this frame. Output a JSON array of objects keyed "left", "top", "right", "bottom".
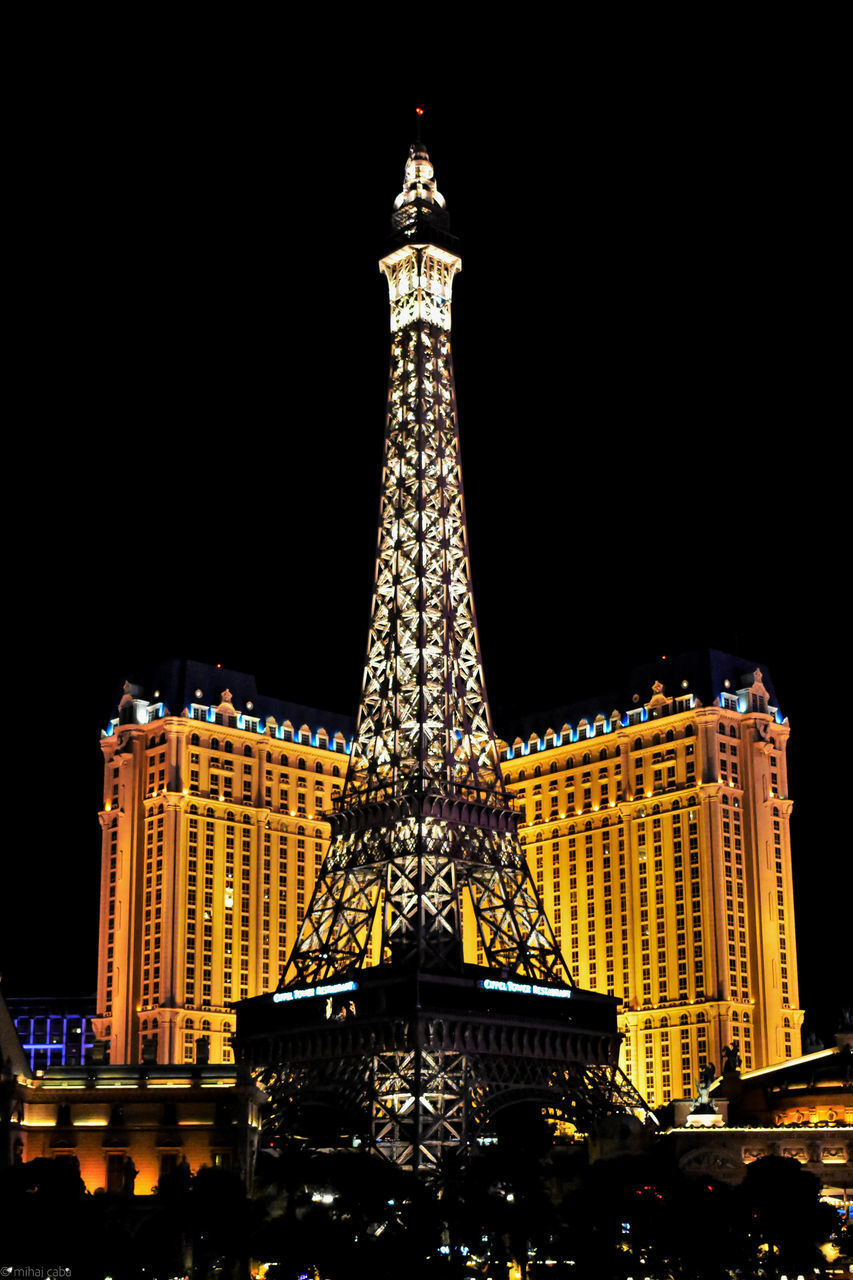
[{"left": 237, "top": 126, "right": 649, "bottom": 1171}]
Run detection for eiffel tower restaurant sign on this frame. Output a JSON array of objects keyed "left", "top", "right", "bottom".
[{"left": 236, "top": 128, "right": 650, "bottom": 1172}]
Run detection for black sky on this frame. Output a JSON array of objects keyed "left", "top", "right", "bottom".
[{"left": 7, "top": 71, "right": 847, "bottom": 1038}]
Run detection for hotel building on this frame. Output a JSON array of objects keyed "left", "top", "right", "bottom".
[
  {"left": 502, "top": 648, "right": 803, "bottom": 1106},
  {"left": 93, "top": 659, "right": 352, "bottom": 1070},
  {"left": 94, "top": 650, "right": 803, "bottom": 1107}
]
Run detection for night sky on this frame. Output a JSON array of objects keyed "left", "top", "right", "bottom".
[{"left": 7, "top": 78, "right": 846, "bottom": 1040}]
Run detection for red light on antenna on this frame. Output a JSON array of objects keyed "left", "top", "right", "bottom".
[{"left": 416, "top": 106, "right": 424, "bottom": 116}]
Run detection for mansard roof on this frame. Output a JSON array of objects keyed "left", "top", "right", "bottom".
[
  {"left": 117, "top": 658, "right": 356, "bottom": 740},
  {"left": 506, "top": 648, "right": 783, "bottom": 741}
]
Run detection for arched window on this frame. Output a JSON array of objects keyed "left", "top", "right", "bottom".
[
  {"left": 185, "top": 1018, "right": 194, "bottom": 1030},
  {"left": 224, "top": 741, "right": 233, "bottom": 753},
  {"left": 202, "top": 1020, "right": 211, "bottom": 1031},
  {"left": 244, "top": 745, "right": 252, "bottom": 757},
  {"left": 211, "top": 738, "right": 220, "bottom": 750},
  {"left": 652, "top": 733, "right": 661, "bottom": 747},
  {"left": 297, "top": 826, "right": 305, "bottom": 836},
  {"left": 298, "top": 758, "right": 307, "bottom": 771},
  {"left": 280, "top": 754, "right": 289, "bottom": 766},
  {"left": 665, "top": 729, "right": 674, "bottom": 742},
  {"left": 582, "top": 752, "right": 591, "bottom": 765},
  {"left": 142, "top": 1019, "right": 148, "bottom": 1031},
  {"left": 717, "top": 723, "right": 726, "bottom": 735},
  {"left": 205, "top": 808, "right": 214, "bottom": 818},
  {"left": 226, "top": 810, "right": 235, "bottom": 821},
  {"left": 633, "top": 738, "right": 643, "bottom": 751},
  {"left": 685, "top": 724, "right": 695, "bottom": 736},
  {"left": 333, "top": 765, "right": 340, "bottom": 777},
  {"left": 189, "top": 804, "right": 198, "bottom": 814},
  {"left": 599, "top": 748, "right": 608, "bottom": 761},
  {"left": 315, "top": 762, "right": 323, "bottom": 774},
  {"left": 550, "top": 762, "right": 558, "bottom": 773},
  {"left": 729, "top": 726, "right": 737, "bottom": 737},
  {"left": 534, "top": 765, "right": 541, "bottom": 777},
  {"left": 191, "top": 733, "right": 200, "bottom": 746},
  {"left": 518, "top": 770, "right": 526, "bottom": 781}
]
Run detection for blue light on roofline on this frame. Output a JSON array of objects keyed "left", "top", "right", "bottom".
[{"left": 206, "top": 707, "right": 215, "bottom": 723}]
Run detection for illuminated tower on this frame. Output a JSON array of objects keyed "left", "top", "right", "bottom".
[{"left": 237, "top": 133, "right": 648, "bottom": 1170}]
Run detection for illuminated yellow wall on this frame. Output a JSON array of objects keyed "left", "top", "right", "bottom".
[
  {"left": 94, "top": 691, "right": 347, "bottom": 1066},
  {"left": 16, "top": 1070, "right": 263, "bottom": 1194},
  {"left": 95, "top": 671, "right": 803, "bottom": 1104},
  {"left": 501, "top": 670, "right": 803, "bottom": 1107}
]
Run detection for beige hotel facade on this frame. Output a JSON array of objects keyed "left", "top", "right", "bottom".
[{"left": 94, "top": 651, "right": 803, "bottom": 1108}]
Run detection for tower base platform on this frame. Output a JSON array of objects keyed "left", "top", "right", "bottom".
[{"left": 236, "top": 966, "right": 651, "bottom": 1171}]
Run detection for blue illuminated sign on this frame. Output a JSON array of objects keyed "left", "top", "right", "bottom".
[
  {"left": 479, "top": 979, "right": 572, "bottom": 1000},
  {"left": 273, "top": 980, "right": 358, "bottom": 1004}
]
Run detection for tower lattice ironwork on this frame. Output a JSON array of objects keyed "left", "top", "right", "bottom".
[{"left": 237, "top": 135, "right": 649, "bottom": 1171}]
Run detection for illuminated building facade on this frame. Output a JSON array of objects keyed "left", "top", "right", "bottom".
[
  {"left": 93, "top": 650, "right": 804, "bottom": 1113},
  {"left": 501, "top": 648, "right": 804, "bottom": 1107},
  {"left": 1, "top": 988, "right": 265, "bottom": 1191},
  {"left": 92, "top": 659, "right": 353, "bottom": 1069}
]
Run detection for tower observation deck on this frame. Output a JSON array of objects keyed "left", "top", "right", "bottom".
[{"left": 236, "top": 133, "right": 650, "bottom": 1171}]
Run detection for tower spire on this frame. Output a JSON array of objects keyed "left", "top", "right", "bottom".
[{"left": 390, "top": 127, "right": 451, "bottom": 247}]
